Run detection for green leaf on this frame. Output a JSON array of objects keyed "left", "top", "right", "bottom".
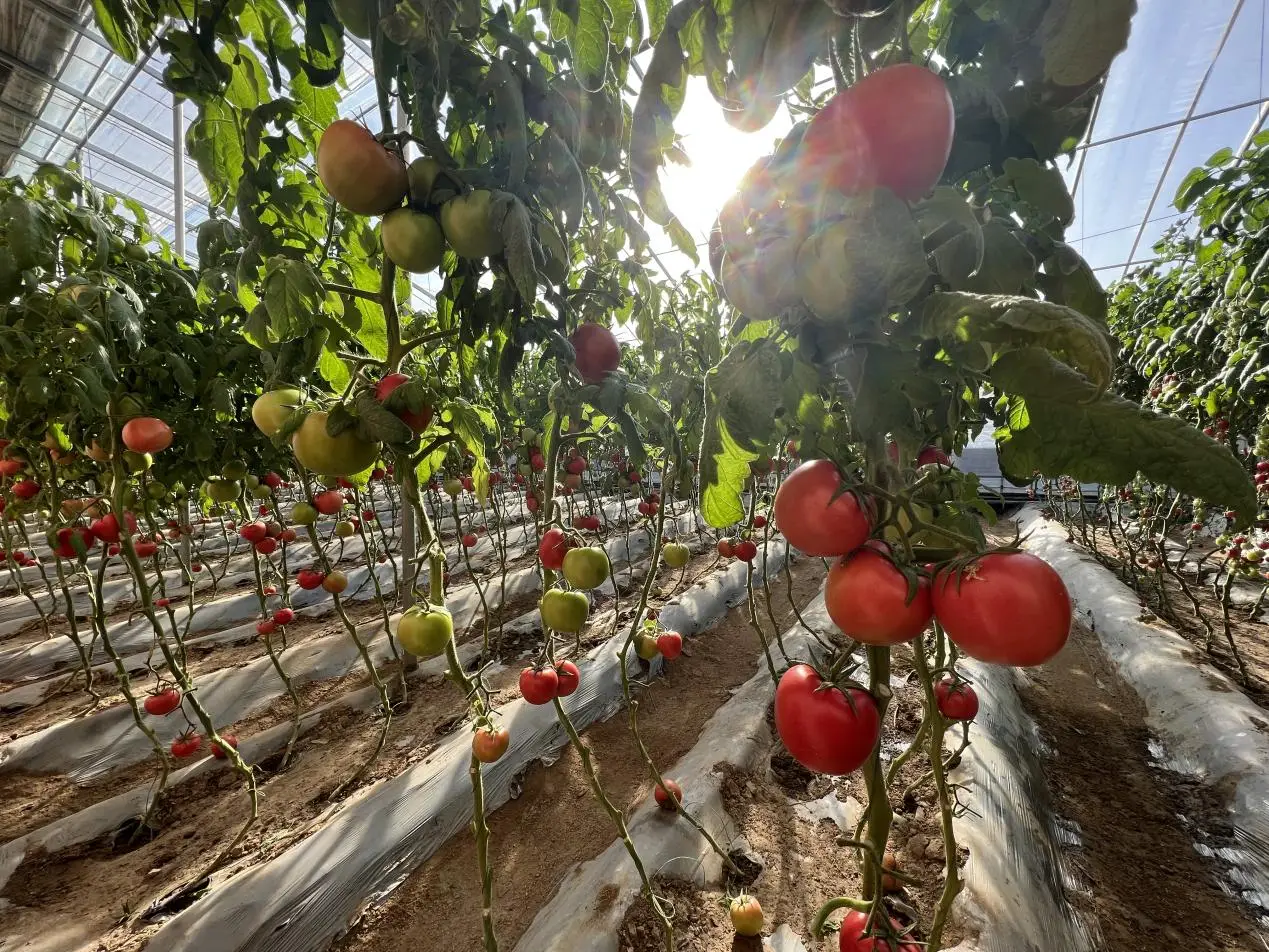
[
  {"left": 1037, "top": 245, "right": 1108, "bottom": 323},
  {"left": 354, "top": 391, "right": 414, "bottom": 445},
  {"left": 318, "top": 349, "right": 351, "bottom": 392},
  {"left": 443, "top": 398, "right": 499, "bottom": 504},
  {"left": 185, "top": 100, "right": 245, "bottom": 207},
  {"left": 932, "top": 221, "right": 1036, "bottom": 295},
  {"left": 991, "top": 347, "right": 1255, "bottom": 523},
  {"left": 1002, "top": 158, "right": 1074, "bottom": 227},
  {"left": 923, "top": 291, "right": 1115, "bottom": 391},
  {"left": 699, "top": 342, "right": 781, "bottom": 528},
  {"left": 91, "top": 0, "right": 142, "bottom": 60},
  {"left": 914, "top": 187, "right": 984, "bottom": 271},
  {"left": 498, "top": 193, "right": 538, "bottom": 303},
  {"left": 1037, "top": 0, "right": 1136, "bottom": 87},
  {"left": 263, "top": 256, "right": 323, "bottom": 341}
]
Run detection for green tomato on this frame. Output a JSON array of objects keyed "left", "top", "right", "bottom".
[
  {"left": 562, "top": 547, "right": 611, "bottom": 589},
  {"left": 634, "top": 631, "right": 660, "bottom": 661},
  {"left": 444, "top": 478, "right": 463, "bottom": 497},
  {"left": 662, "top": 542, "right": 691, "bottom": 568},
  {"left": 335, "top": 520, "right": 356, "bottom": 538},
  {"left": 245, "top": 474, "right": 261, "bottom": 489},
  {"left": 440, "top": 189, "right": 504, "bottom": 259},
  {"left": 291, "top": 501, "right": 319, "bottom": 525},
  {"left": 146, "top": 481, "right": 168, "bottom": 500},
  {"left": 251, "top": 484, "right": 272, "bottom": 500},
  {"left": 396, "top": 605, "right": 454, "bottom": 656},
  {"left": 204, "top": 479, "right": 241, "bottom": 505},
  {"left": 292, "top": 411, "right": 379, "bottom": 477},
  {"left": 517, "top": 463, "right": 532, "bottom": 477},
  {"left": 381, "top": 208, "right": 446, "bottom": 274},
  {"left": 251, "top": 388, "right": 302, "bottom": 438},
  {"left": 408, "top": 156, "right": 444, "bottom": 205},
  {"left": 520, "top": 427, "right": 537, "bottom": 446},
  {"left": 222, "top": 460, "right": 249, "bottom": 480},
  {"left": 123, "top": 451, "right": 152, "bottom": 473},
  {"left": 540, "top": 588, "right": 589, "bottom": 633}
]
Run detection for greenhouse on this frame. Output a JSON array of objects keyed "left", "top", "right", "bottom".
[{"left": 2, "top": 2, "right": 1268, "bottom": 952}]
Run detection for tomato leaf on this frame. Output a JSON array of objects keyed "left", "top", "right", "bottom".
[
  {"left": 931, "top": 222, "right": 1035, "bottom": 295},
  {"left": 1036, "top": 244, "right": 1108, "bottom": 324},
  {"left": 699, "top": 342, "right": 780, "bottom": 528},
  {"left": 498, "top": 194, "right": 538, "bottom": 304},
  {"left": 922, "top": 291, "right": 1115, "bottom": 393},
  {"left": 354, "top": 391, "right": 414, "bottom": 446},
  {"left": 92, "top": 0, "right": 142, "bottom": 60},
  {"left": 991, "top": 347, "right": 1256, "bottom": 524},
  {"left": 263, "top": 256, "right": 323, "bottom": 342},
  {"left": 1036, "top": 0, "right": 1136, "bottom": 88},
  {"left": 1001, "top": 158, "right": 1075, "bottom": 228}
]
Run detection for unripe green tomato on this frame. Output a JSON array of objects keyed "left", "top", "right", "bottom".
[
  {"left": 662, "top": 542, "right": 691, "bottom": 568},
  {"left": 397, "top": 605, "right": 454, "bottom": 656},
  {"left": 251, "top": 485, "right": 272, "bottom": 500},
  {"left": 146, "top": 481, "right": 168, "bottom": 500},
  {"left": 540, "top": 588, "right": 589, "bottom": 633},
  {"left": 291, "top": 501, "right": 319, "bottom": 525},
  {"left": 444, "top": 478, "right": 463, "bottom": 497},
  {"left": 123, "top": 450, "right": 151, "bottom": 473},
  {"left": 204, "top": 479, "right": 240, "bottom": 504},
  {"left": 245, "top": 474, "right": 261, "bottom": 489},
  {"left": 222, "top": 460, "right": 249, "bottom": 480},
  {"left": 562, "top": 546, "right": 610, "bottom": 589},
  {"left": 521, "top": 427, "right": 537, "bottom": 445},
  {"left": 335, "top": 520, "right": 356, "bottom": 538},
  {"left": 634, "top": 631, "right": 660, "bottom": 661}
]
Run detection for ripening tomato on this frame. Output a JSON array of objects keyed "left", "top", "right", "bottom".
[
  {"left": 143, "top": 688, "right": 182, "bottom": 716},
  {"left": 916, "top": 446, "right": 951, "bottom": 467},
  {"left": 773, "top": 460, "right": 872, "bottom": 557},
  {"left": 934, "top": 679, "right": 979, "bottom": 721},
  {"left": 717, "top": 538, "right": 735, "bottom": 558},
  {"left": 538, "top": 526, "right": 570, "bottom": 570},
  {"left": 519, "top": 666, "right": 559, "bottom": 704},
  {"left": 570, "top": 323, "right": 621, "bottom": 384},
  {"left": 323, "top": 571, "right": 349, "bottom": 594},
  {"left": 838, "top": 910, "right": 921, "bottom": 952},
  {"left": 932, "top": 552, "right": 1071, "bottom": 666},
  {"left": 775, "top": 664, "right": 879, "bottom": 775},
  {"left": 555, "top": 660, "right": 581, "bottom": 697},
  {"left": 134, "top": 540, "right": 158, "bottom": 558},
  {"left": 297, "top": 569, "right": 326, "bottom": 590},
  {"left": 473, "top": 725, "right": 510, "bottom": 763},
  {"left": 729, "top": 894, "right": 764, "bottom": 937},
  {"left": 654, "top": 778, "right": 682, "bottom": 811},
  {"left": 826, "top": 547, "right": 932, "bottom": 645},
  {"left": 255, "top": 538, "right": 279, "bottom": 555},
  {"left": 122, "top": 417, "right": 173, "bottom": 454},
  {"left": 313, "top": 490, "right": 345, "bottom": 516},
  {"left": 796, "top": 63, "right": 954, "bottom": 202},
  {"left": 240, "top": 521, "right": 269, "bottom": 543}
]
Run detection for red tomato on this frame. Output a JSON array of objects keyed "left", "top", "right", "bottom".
[
  {"left": 281, "top": 528, "right": 298, "bottom": 543},
  {"left": 654, "top": 778, "right": 683, "bottom": 811},
  {"left": 934, "top": 679, "right": 979, "bottom": 721},
  {"left": 170, "top": 732, "right": 202, "bottom": 759},
  {"left": 538, "top": 527, "right": 570, "bottom": 570},
  {"left": 555, "top": 660, "right": 581, "bottom": 697},
  {"left": 122, "top": 417, "right": 173, "bottom": 454},
  {"left": 473, "top": 725, "right": 510, "bottom": 763},
  {"left": 375, "top": 372, "right": 433, "bottom": 433},
  {"left": 656, "top": 631, "right": 683, "bottom": 660},
  {"left": 753, "top": 514, "right": 768, "bottom": 529},
  {"left": 775, "top": 664, "right": 879, "bottom": 775},
  {"left": 297, "top": 569, "right": 326, "bottom": 590},
  {"left": 313, "top": 490, "right": 344, "bottom": 515},
  {"left": 519, "top": 666, "right": 559, "bottom": 704},
  {"left": 12, "top": 479, "right": 40, "bottom": 500},
  {"left": 264, "top": 471, "right": 283, "bottom": 489},
  {"left": 143, "top": 688, "right": 182, "bottom": 716},
  {"left": 461, "top": 532, "right": 478, "bottom": 548},
  {"left": 239, "top": 521, "right": 268, "bottom": 543},
  {"left": 717, "top": 538, "right": 735, "bottom": 558},
  {"left": 733, "top": 540, "right": 758, "bottom": 562},
  {"left": 211, "top": 734, "right": 239, "bottom": 759},
  {"left": 916, "top": 446, "right": 951, "bottom": 467},
  {"left": 89, "top": 511, "right": 137, "bottom": 543},
  {"left": 797, "top": 63, "right": 954, "bottom": 202},
  {"left": 134, "top": 540, "right": 158, "bottom": 558},
  {"left": 838, "top": 910, "right": 920, "bottom": 952},
  {"left": 570, "top": 323, "right": 621, "bottom": 384},
  {"left": 254, "top": 538, "right": 279, "bottom": 555},
  {"left": 257, "top": 619, "right": 277, "bottom": 636},
  {"left": 825, "top": 548, "right": 932, "bottom": 645},
  {"left": 53, "top": 526, "right": 97, "bottom": 559},
  {"left": 932, "top": 552, "right": 1071, "bottom": 666},
  {"left": 273, "top": 608, "right": 296, "bottom": 625},
  {"left": 773, "top": 460, "right": 872, "bottom": 557}
]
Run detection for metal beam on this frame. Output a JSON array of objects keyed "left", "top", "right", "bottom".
[
  {"left": 9, "top": 143, "right": 176, "bottom": 223},
  {"left": 172, "top": 94, "right": 186, "bottom": 258},
  {"left": 1122, "top": 0, "right": 1248, "bottom": 282},
  {"left": 22, "top": 0, "right": 167, "bottom": 84}
]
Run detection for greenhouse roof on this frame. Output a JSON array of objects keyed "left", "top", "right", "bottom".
[{"left": 2, "top": 0, "right": 1267, "bottom": 284}]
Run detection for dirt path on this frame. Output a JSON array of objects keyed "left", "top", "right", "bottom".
[
  {"left": 1017, "top": 620, "right": 1265, "bottom": 951},
  {"left": 335, "top": 560, "right": 827, "bottom": 952}
]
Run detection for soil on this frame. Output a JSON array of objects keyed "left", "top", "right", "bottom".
[
  {"left": 334, "top": 559, "right": 829, "bottom": 952},
  {"left": 1016, "top": 618, "right": 1264, "bottom": 951}
]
